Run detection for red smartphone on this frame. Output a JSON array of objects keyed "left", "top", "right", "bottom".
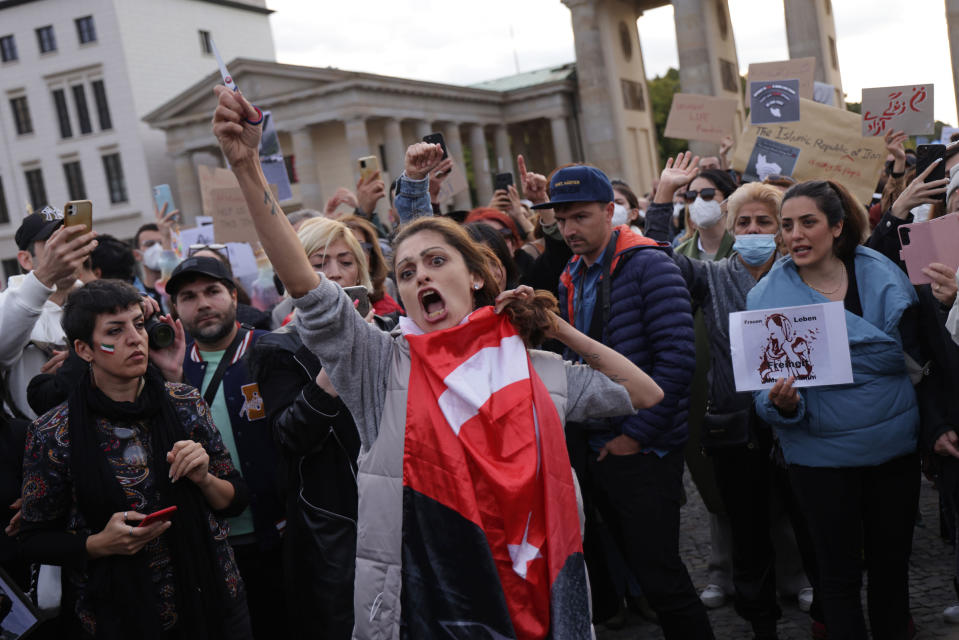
[{"left": 137, "top": 505, "right": 178, "bottom": 528}]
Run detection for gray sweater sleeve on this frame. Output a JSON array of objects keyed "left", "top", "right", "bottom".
[{"left": 292, "top": 275, "right": 392, "bottom": 449}]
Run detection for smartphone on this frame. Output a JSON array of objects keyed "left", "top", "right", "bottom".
[
  {"left": 358, "top": 156, "right": 379, "bottom": 183},
  {"left": 343, "top": 285, "right": 371, "bottom": 318},
  {"left": 152, "top": 184, "right": 177, "bottom": 221},
  {"left": 422, "top": 132, "right": 449, "bottom": 160},
  {"left": 137, "top": 505, "right": 178, "bottom": 528},
  {"left": 494, "top": 172, "right": 514, "bottom": 193},
  {"left": 63, "top": 200, "right": 92, "bottom": 230},
  {"left": 916, "top": 144, "right": 947, "bottom": 200}
]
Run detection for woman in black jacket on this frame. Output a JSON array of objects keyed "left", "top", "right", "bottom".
[{"left": 248, "top": 217, "right": 371, "bottom": 640}]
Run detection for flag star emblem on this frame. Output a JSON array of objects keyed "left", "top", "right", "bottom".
[{"left": 508, "top": 513, "right": 542, "bottom": 580}]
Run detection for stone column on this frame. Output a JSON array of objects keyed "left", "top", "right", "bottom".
[
  {"left": 290, "top": 126, "right": 323, "bottom": 210},
  {"left": 443, "top": 122, "right": 473, "bottom": 210},
  {"left": 415, "top": 120, "right": 433, "bottom": 141},
  {"left": 783, "top": 0, "right": 844, "bottom": 107},
  {"left": 344, "top": 117, "right": 371, "bottom": 182},
  {"left": 173, "top": 151, "right": 202, "bottom": 225},
  {"left": 469, "top": 124, "right": 493, "bottom": 204},
  {"left": 550, "top": 116, "right": 574, "bottom": 166},
  {"left": 672, "top": 0, "right": 745, "bottom": 155},
  {"left": 493, "top": 124, "right": 511, "bottom": 173},
  {"left": 383, "top": 118, "right": 406, "bottom": 180}
]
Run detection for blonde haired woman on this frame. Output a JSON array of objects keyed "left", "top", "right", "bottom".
[{"left": 647, "top": 155, "right": 823, "bottom": 640}]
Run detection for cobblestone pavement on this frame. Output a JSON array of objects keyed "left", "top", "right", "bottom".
[{"left": 597, "top": 473, "right": 959, "bottom": 640}]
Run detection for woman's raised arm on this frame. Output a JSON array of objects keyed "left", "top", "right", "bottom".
[{"left": 211, "top": 86, "right": 319, "bottom": 298}]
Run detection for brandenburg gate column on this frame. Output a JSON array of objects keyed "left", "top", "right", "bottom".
[
  {"left": 671, "top": 0, "right": 745, "bottom": 156},
  {"left": 783, "top": 0, "right": 845, "bottom": 108}
]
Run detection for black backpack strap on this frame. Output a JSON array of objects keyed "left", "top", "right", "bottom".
[{"left": 202, "top": 326, "right": 251, "bottom": 407}]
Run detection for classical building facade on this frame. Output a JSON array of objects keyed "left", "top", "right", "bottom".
[{"left": 0, "top": 0, "right": 274, "bottom": 276}]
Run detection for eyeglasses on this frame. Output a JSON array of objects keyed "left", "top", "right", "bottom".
[
  {"left": 684, "top": 188, "right": 718, "bottom": 202},
  {"left": 188, "top": 243, "right": 228, "bottom": 259}
]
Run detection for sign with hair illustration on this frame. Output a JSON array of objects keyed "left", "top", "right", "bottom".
[{"left": 729, "top": 301, "right": 853, "bottom": 392}]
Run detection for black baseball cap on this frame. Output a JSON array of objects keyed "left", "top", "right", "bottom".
[
  {"left": 531, "top": 165, "right": 615, "bottom": 210},
  {"left": 15, "top": 206, "right": 63, "bottom": 251},
  {"left": 166, "top": 256, "right": 234, "bottom": 299}
]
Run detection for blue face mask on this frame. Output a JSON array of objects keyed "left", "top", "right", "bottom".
[{"left": 733, "top": 234, "right": 777, "bottom": 266}]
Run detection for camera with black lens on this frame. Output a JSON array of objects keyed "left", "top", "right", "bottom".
[{"left": 145, "top": 315, "right": 175, "bottom": 350}]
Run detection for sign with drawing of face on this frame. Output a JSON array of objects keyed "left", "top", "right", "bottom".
[{"left": 729, "top": 301, "right": 853, "bottom": 392}]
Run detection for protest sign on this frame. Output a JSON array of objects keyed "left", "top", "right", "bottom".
[
  {"left": 435, "top": 161, "right": 469, "bottom": 205},
  {"left": 730, "top": 301, "right": 853, "bottom": 392},
  {"left": 733, "top": 97, "right": 886, "bottom": 204},
  {"left": 743, "top": 137, "right": 800, "bottom": 182},
  {"left": 813, "top": 81, "right": 836, "bottom": 106},
  {"left": 748, "top": 57, "right": 815, "bottom": 100},
  {"left": 197, "top": 165, "right": 240, "bottom": 217},
  {"left": 210, "top": 187, "right": 259, "bottom": 244},
  {"left": 861, "top": 84, "right": 934, "bottom": 136},
  {"left": 176, "top": 224, "right": 215, "bottom": 257},
  {"left": 664, "top": 93, "right": 738, "bottom": 143},
  {"left": 750, "top": 80, "right": 801, "bottom": 125},
  {"left": 259, "top": 111, "right": 293, "bottom": 201},
  {"left": 0, "top": 567, "right": 39, "bottom": 638}
]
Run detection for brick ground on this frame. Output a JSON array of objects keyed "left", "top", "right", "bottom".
[{"left": 596, "top": 474, "right": 959, "bottom": 640}]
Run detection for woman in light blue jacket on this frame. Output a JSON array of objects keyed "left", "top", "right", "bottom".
[{"left": 747, "top": 180, "right": 919, "bottom": 640}]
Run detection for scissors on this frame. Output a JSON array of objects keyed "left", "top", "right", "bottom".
[{"left": 210, "top": 36, "right": 263, "bottom": 126}]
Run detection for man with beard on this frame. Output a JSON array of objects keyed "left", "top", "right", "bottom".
[{"left": 163, "top": 256, "right": 287, "bottom": 639}]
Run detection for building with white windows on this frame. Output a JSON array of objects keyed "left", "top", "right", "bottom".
[{"left": 0, "top": 0, "right": 274, "bottom": 277}]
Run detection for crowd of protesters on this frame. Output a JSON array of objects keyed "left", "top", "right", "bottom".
[{"left": 0, "top": 74, "right": 957, "bottom": 640}]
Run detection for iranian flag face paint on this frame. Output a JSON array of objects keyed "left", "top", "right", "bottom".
[{"left": 99, "top": 343, "right": 115, "bottom": 354}]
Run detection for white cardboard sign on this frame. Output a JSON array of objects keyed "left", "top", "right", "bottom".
[{"left": 730, "top": 301, "right": 853, "bottom": 392}]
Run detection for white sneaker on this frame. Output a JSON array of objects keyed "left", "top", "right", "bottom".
[
  {"left": 798, "top": 587, "right": 813, "bottom": 612},
  {"left": 944, "top": 603, "right": 959, "bottom": 624},
  {"left": 700, "top": 584, "right": 726, "bottom": 609}
]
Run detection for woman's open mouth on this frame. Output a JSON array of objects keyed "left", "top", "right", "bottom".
[
  {"left": 418, "top": 287, "right": 448, "bottom": 323},
  {"left": 791, "top": 245, "right": 811, "bottom": 259}
]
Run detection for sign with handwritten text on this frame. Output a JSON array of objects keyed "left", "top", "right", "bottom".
[
  {"left": 733, "top": 97, "right": 886, "bottom": 204},
  {"left": 664, "top": 93, "right": 738, "bottom": 143},
  {"left": 861, "top": 84, "right": 934, "bottom": 136},
  {"left": 748, "top": 57, "right": 815, "bottom": 100}
]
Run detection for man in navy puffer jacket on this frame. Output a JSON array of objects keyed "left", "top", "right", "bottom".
[{"left": 538, "top": 165, "right": 712, "bottom": 640}]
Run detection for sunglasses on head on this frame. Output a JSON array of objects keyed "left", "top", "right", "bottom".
[
  {"left": 188, "top": 243, "right": 229, "bottom": 259},
  {"left": 762, "top": 174, "right": 797, "bottom": 186},
  {"left": 684, "top": 188, "right": 717, "bottom": 202}
]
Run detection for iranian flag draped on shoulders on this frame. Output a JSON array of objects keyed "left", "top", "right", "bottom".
[{"left": 400, "top": 305, "right": 591, "bottom": 639}]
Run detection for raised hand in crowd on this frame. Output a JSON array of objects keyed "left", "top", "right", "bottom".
[
  {"left": 405, "top": 142, "right": 444, "bottom": 180},
  {"left": 885, "top": 129, "right": 909, "bottom": 175},
  {"left": 653, "top": 151, "right": 700, "bottom": 203},
  {"left": 518, "top": 154, "right": 548, "bottom": 205},
  {"left": 356, "top": 170, "right": 386, "bottom": 215},
  {"left": 889, "top": 158, "right": 947, "bottom": 219},
  {"left": 923, "top": 262, "right": 958, "bottom": 307},
  {"left": 32, "top": 224, "right": 97, "bottom": 292},
  {"left": 324, "top": 187, "right": 359, "bottom": 218},
  {"left": 211, "top": 85, "right": 262, "bottom": 168},
  {"left": 146, "top": 297, "right": 186, "bottom": 383},
  {"left": 154, "top": 201, "right": 179, "bottom": 251},
  {"left": 718, "top": 135, "right": 734, "bottom": 170},
  {"left": 428, "top": 156, "right": 454, "bottom": 204}
]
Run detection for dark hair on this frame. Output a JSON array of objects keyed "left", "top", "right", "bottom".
[
  {"left": 63, "top": 279, "right": 143, "bottom": 346},
  {"left": 781, "top": 180, "right": 867, "bottom": 259},
  {"left": 340, "top": 214, "right": 389, "bottom": 302},
  {"left": 393, "top": 217, "right": 558, "bottom": 346},
  {"left": 90, "top": 234, "right": 137, "bottom": 283},
  {"left": 465, "top": 222, "right": 519, "bottom": 289},
  {"left": 610, "top": 179, "right": 640, "bottom": 210},
  {"left": 694, "top": 169, "right": 739, "bottom": 199},
  {"left": 133, "top": 223, "right": 159, "bottom": 249}
]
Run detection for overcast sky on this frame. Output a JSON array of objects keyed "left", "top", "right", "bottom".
[{"left": 267, "top": 0, "right": 958, "bottom": 125}]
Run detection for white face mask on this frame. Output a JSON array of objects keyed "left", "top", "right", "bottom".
[
  {"left": 636, "top": 209, "right": 646, "bottom": 220},
  {"left": 689, "top": 197, "right": 724, "bottom": 228},
  {"left": 910, "top": 203, "right": 932, "bottom": 222},
  {"left": 611, "top": 203, "right": 629, "bottom": 227},
  {"left": 142, "top": 243, "right": 163, "bottom": 271},
  {"left": 673, "top": 202, "right": 685, "bottom": 219}
]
